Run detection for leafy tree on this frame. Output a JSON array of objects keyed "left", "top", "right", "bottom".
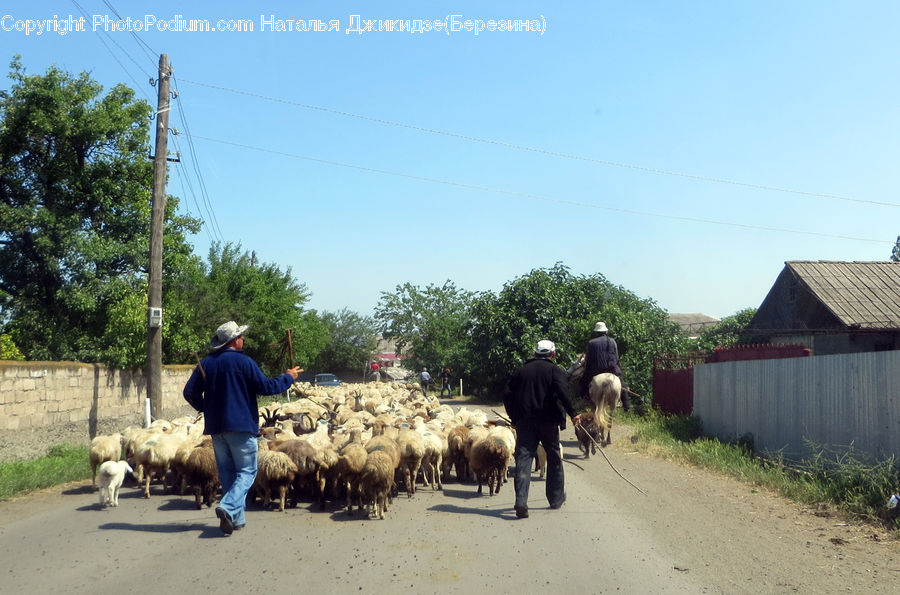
[
  {"left": 311, "top": 308, "right": 379, "bottom": 375},
  {"left": 374, "top": 281, "right": 475, "bottom": 377},
  {"left": 467, "top": 263, "right": 688, "bottom": 399},
  {"left": 0, "top": 57, "right": 200, "bottom": 363},
  {"left": 892, "top": 236, "right": 900, "bottom": 262},
  {"left": 695, "top": 307, "right": 758, "bottom": 353},
  {"left": 190, "top": 242, "right": 326, "bottom": 374}
]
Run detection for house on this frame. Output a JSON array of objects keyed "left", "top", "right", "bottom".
[
  {"left": 745, "top": 261, "right": 900, "bottom": 355},
  {"left": 667, "top": 313, "right": 720, "bottom": 339}
]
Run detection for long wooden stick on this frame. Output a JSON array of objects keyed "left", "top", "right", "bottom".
[
  {"left": 581, "top": 428, "right": 647, "bottom": 495},
  {"left": 286, "top": 328, "right": 295, "bottom": 368},
  {"left": 193, "top": 352, "right": 206, "bottom": 380}
]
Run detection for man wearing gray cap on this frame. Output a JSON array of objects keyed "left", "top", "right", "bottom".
[
  {"left": 183, "top": 321, "right": 302, "bottom": 535},
  {"left": 503, "top": 339, "right": 580, "bottom": 518}
]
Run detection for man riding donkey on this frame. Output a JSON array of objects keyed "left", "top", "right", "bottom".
[{"left": 577, "top": 321, "right": 630, "bottom": 445}]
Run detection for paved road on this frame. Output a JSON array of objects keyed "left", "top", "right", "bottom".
[{"left": 1, "top": 423, "right": 898, "bottom": 594}]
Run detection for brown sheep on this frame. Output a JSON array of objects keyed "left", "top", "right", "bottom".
[
  {"left": 445, "top": 425, "right": 470, "bottom": 482},
  {"left": 360, "top": 450, "right": 395, "bottom": 519},
  {"left": 274, "top": 439, "right": 325, "bottom": 508},
  {"left": 254, "top": 449, "right": 299, "bottom": 512},
  {"left": 468, "top": 435, "right": 510, "bottom": 496},
  {"left": 183, "top": 446, "right": 219, "bottom": 509}
]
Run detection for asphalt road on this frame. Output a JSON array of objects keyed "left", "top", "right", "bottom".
[{"left": 1, "top": 423, "right": 899, "bottom": 595}]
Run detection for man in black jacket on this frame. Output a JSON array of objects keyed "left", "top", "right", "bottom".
[{"left": 504, "top": 339, "right": 581, "bottom": 519}]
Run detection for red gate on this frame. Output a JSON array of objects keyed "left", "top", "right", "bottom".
[{"left": 652, "top": 354, "right": 706, "bottom": 415}]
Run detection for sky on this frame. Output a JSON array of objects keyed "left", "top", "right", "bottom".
[{"left": 3, "top": 1, "right": 899, "bottom": 321}]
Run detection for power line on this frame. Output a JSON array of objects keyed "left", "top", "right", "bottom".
[
  {"left": 170, "top": 76, "right": 225, "bottom": 242},
  {"left": 101, "top": 0, "right": 159, "bottom": 64},
  {"left": 69, "top": 0, "right": 154, "bottom": 104},
  {"left": 170, "top": 135, "right": 220, "bottom": 244},
  {"left": 177, "top": 77, "right": 899, "bottom": 209},
  {"left": 192, "top": 134, "right": 892, "bottom": 246}
]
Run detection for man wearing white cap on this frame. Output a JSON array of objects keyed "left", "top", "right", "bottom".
[
  {"left": 503, "top": 339, "right": 580, "bottom": 519},
  {"left": 582, "top": 321, "right": 623, "bottom": 391},
  {"left": 183, "top": 321, "right": 302, "bottom": 535}
]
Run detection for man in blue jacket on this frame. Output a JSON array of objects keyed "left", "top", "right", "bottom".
[
  {"left": 183, "top": 321, "right": 301, "bottom": 535},
  {"left": 503, "top": 339, "right": 581, "bottom": 519}
]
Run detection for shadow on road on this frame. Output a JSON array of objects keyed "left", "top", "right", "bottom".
[
  {"left": 428, "top": 503, "right": 515, "bottom": 520},
  {"left": 98, "top": 521, "right": 222, "bottom": 538}
]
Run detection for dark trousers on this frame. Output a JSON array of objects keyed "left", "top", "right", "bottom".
[{"left": 513, "top": 418, "right": 565, "bottom": 509}]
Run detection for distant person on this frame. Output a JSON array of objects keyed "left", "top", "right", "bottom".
[
  {"left": 440, "top": 367, "right": 452, "bottom": 397},
  {"left": 503, "top": 339, "right": 580, "bottom": 519},
  {"left": 582, "top": 321, "right": 629, "bottom": 411},
  {"left": 370, "top": 361, "right": 380, "bottom": 382},
  {"left": 183, "top": 321, "right": 301, "bottom": 536},
  {"left": 419, "top": 367, "right": 432, "bottom": 395}
]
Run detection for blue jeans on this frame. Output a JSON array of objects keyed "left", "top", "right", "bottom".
[
  {"left": 212, "top": 432, "right": 258, "bottom": 527},
  {"left": 513, "top": 419, "right": 565, "bottom": 509}
]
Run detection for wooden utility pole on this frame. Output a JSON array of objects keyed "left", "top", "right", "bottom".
[{"left": 146, "top": 54, "right": 171, "bottom": 424}]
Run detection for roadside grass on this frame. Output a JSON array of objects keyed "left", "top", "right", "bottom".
[
  {"left": 621, "top": 408, "right": 900, "bottom": 531},
  {"left": 0, "top": 444, "right": 91, "bottom": 501}
]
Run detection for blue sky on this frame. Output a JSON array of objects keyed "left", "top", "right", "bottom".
[{"left": 3, "top": 1, "right": 898, "bottom": 320}]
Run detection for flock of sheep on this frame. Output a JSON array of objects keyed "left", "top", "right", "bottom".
[{"left": 88, "top": 381, "right": 551, "bottom": 519}]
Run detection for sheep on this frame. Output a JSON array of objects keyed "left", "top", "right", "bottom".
[
  {"left": 486, "top": 423, "right": 516, "bottom": 480},
  {"left": 183, "top": 445, "right": 220, "bottom": 509},
  {"left": 411, "top": 418, "right": 444, "bottom": 491},
  {"left": 273, "top": 439, "right": 326, "bottom": 508},
  {"left": 132, "top": 432, "right": 189, "bottom": 498},
  {"left": 468, "top": 435, "right": 510, "bottom": 496},
  {"left": 574, "top": 412, "right": 602, "bottom": 458},
  {"left": 254, "top": 449, "right": 299, "bottom": 512},
  {"left": 97, "top": 460, "right": 133, "bottom": 507},
  {"left": 359, "top": 450, "right": 395, "bottom": 519},
  {"left": 462, "top": 425, "right": 490, "bottom": 482},
  {"left": 90, "top": 433, "right": 123, "bottom": 487},
  {"left": 335, "top": 441, "right": 368, "bottom": 515},
  {"left": 396, "top": 426, "right": 426, "bottom": 498},
  {"left": 170, "top": 434, "right": 207, "bottom": 495},
  {"left": 445, "top": 425, "right": 470, "bottom": 482}
]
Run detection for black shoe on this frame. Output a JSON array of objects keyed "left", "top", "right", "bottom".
[
  {"left": 216, "top": 507, "right": 234, "bottom": 535},
  {"left": 549, "top": 494, "right": 567, "bottom": 509},
  {"left": 515, "top": 506, "right": 529, "bottom": 518}
]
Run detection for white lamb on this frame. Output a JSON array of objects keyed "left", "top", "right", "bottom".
[{"left": 98, "top": 460, "right": 134, "bottom": 507}]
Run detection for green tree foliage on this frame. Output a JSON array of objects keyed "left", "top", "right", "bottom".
[
  {"left": 311, "top": 308, "right": 379, "bottom": 375},
  {"left": 694, "top": 307, "right": 758, "bottom": 353},
  {"left": 374, "top": 281, "right": 475, "bottom": 377},
  {"left": 892, "top": 236, "right": 900, "bottom": 262},
  {"left": 0, "top": 57, "right": 200, "bottom": 364},
  {"left": 189, "top": 243, "right": 325, "bottom": 374},
  {"left": 467, "top": 263, "right": 689, "bottom": 398},
  {"left": 0, "top": 333, "right": 25, "bottom": 360}
]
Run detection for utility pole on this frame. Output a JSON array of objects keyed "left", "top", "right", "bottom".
[{"left": 146, "top": 54, "right": 171, "bottom": 425}]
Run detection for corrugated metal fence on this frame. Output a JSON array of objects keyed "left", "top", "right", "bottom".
[{"left": 694, "top": 350, "right": 900, "bottom": 460}]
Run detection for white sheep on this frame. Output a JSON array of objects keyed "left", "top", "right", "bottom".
[
  {"left": 396, "top": 426, "right": 426, "bottom": 498},
  {"left": 97, "top": 460, "right": 133, "bottom": 507}
]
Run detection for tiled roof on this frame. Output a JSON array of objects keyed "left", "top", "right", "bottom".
[{"left": 788, "top": 261, "right": 900, "bottom": 329}]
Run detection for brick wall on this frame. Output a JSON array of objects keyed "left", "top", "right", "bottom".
[{"left": 0, "top": 361, "right": 195, "bottom": 431}]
